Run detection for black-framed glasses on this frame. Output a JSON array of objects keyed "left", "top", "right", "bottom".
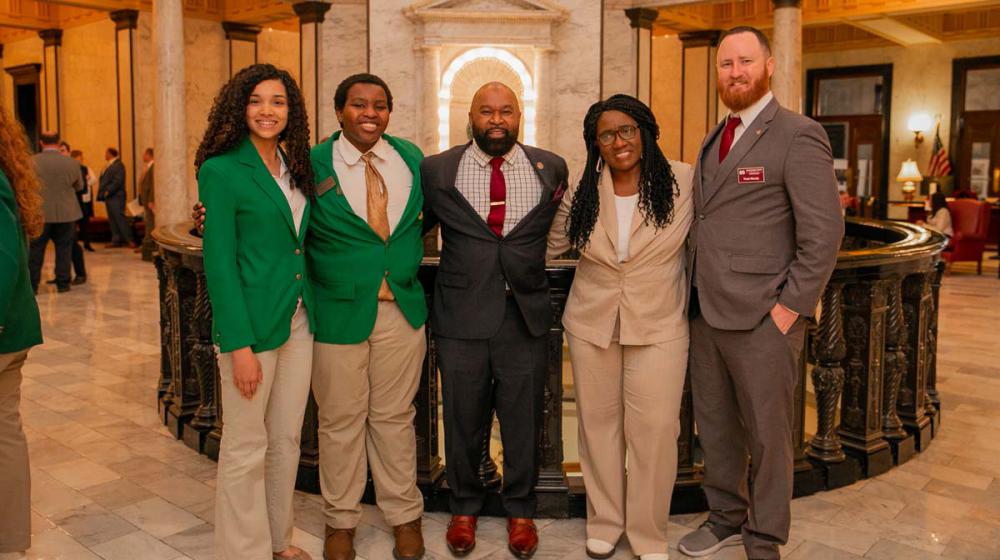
[{"left": 597, "top": 125, "right": 638, "bottom": 146}]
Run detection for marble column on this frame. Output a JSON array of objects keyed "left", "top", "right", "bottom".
[
  {"left": 534, "top": 47, "right": 554, "bottom": 151},
  {"left": 38, "top": 29, "right": 62, "bottom": 135},
  {"left": 112, "top": 10, "right": 139, "bottom": 199},
  {"left": 222, "top": 22, "right": 261, "bottom": 77},
  {"left": 153, "top": 0, "right": 190, "bottom": 227},
  {"left": 418, "top": 44, "right": 441, "bottom": 154},
  {"left": 772, "top": 0, "right": 802, "bottom": 114},
  {"left": 624, "top": 8, "right": 657, "bottom": 106},
  {"left": 679, "top": 30, "right": 721, "bottom": 164},
  {"left": 293, "top": 1, "right": 332, "bottom": 144}
]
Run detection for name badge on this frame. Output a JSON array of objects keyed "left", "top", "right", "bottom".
[
  {"left": 737, "top": 167, "right": 765, "bottom": 184},
  {"left": 316, "top": 177, "right": 337, "bottom": 196}
]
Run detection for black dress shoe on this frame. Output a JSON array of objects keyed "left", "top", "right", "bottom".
[
  {"left": 72, "top": 276, "right": 87, "bottom": 285},
  {"left": 84, "top": 244, "right": 95, "bottom": 252},
  {"left": 57, "top": 285, "right": 71, "bottom": 293}
]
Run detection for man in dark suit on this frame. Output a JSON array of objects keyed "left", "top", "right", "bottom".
[
  {"left": 421, "top": 82, "right": 567, "bottom": 559},
  {"left": 99, "top": 147, "right": 135, "bottom": 248},
  {"left": 137, "top": 147, "right": 156, "bottom": 259},
  {"left": 678, "top": 27, "right": 843, "bottom": 560},
  {"left": 28, "top": 132, "right": 83, "bottom": 293}
]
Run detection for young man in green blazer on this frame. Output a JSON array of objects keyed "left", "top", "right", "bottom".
[
  {"left": 0, "top": 161, "right": 44, "bottom": 557},
  {"left": 309, "top": 74, "right": 428, "bottom": 560}
]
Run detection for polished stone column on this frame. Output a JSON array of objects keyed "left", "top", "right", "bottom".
[
  {"left": 112, "top": 10, "right": 139, "bottom": 199},
  {"left": 294, "top": 1, "right": 332, "bottom": 144},
  {"left": 418, "top": 44, "right": 441, "bottom": 154},
  {"left": 679, "top": 30, "right": 721, "bottom": 164},
  {"left": 38, "top": 29, "right": 62, "bottom": 134},
  {"left": 624, "top": 8, "right": 657, "bottom": 105},
  {"left": 222, "top": 22, "right": 261, "bottom": 77},
  {"left": 772, "top": 0, "right": 802, "bottom": 113},
  {"left": 153, "top": 0, "right": 190, "bottom": 227}
]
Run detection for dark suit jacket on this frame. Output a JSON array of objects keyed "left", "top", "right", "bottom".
[
  {"left": 687, "top": 97, "right": 844, "bottom": 331},
  {"left": 421, "top": 142, "right": 568, "bottom": 339},
  {"left": 99, "top": 159, "right": 126, "bottom": 201}
]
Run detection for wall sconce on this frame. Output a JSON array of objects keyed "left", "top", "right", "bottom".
[
  {"left": 907, "top": 113, "right": 933, "bottom": 147},
  {"left": 897, "top": 158, "right": 923, "bottom": 201}
]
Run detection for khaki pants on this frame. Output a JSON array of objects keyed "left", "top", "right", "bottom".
[
  {"left": 214, "top": 306, "right": 313, "bottom": 560},
  {"left": 567, "top": 332, "right": 688, "bottom": 556},
  {"left": 312, "top": 302, "right": 425, "bottom": 528},
  {"left": 0, "top": 350, "right": 30, "bottom": 553}
]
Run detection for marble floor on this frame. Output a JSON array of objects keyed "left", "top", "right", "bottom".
[{"left": 12, "top": 248, "right": 1000, "bottom": 560}]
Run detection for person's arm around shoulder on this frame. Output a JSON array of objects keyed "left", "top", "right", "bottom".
[
  {"left": 775, "top": 118, "right": 845, "bottom": 331},
  {"left": 547, "top": 174, "right": 577, "bottom": 260},
  {"left": 419, "top": 157, "right": 440, "bottom": 235}
]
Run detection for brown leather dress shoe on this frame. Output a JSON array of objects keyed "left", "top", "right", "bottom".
[
  {"left": 323, "top": 526, "right": 355, "bottom": 560},
  {"left": 392, "top": 518, "right": 425, "bottom": 560},
  {"left": 445, "top": 515, "right": 477, "bottom": 556},
  {"left": 507, "top": 518, "right": 538, "bottom": 559}
]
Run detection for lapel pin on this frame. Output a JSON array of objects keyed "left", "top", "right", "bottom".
[
  {"left": 536, "top": 162, "right": 544, "bottom": 170},
  {"left": 756, "top": 129, "right": 763, "bottom": 135},
  {"left": 336, "top": 187, "right": 342, "bottom": 195}
]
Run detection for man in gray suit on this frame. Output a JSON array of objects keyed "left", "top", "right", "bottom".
[
  {"left": 28, "top": 132, "right": 83, "bottom": 293},
  {"left": 678, "top": 27, "right": 843, "bottom": 560},
  {"left": 137, "top": 147, "right": 156, "bottom": 259},
  {"left": 98, "top": 147, "right": 135, "bottom": 248}
]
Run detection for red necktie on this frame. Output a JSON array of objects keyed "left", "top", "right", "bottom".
[
  {"left": 487, "top": 156, "right": 506, "bottom": 237},
  {"left": 719, "top": 115, "right": 742, "bottom": 162}
]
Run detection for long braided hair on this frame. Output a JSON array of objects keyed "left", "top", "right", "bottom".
[
  {"left": 195, "top": 63, "right": 315, "bottom": 197},
  {"left": 566, "top": 94, "right": 678, "bottom": 251}
]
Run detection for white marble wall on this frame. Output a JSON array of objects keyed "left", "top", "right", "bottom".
[
  {"left": 550, "top": 0, "right": 602, "bottom": 177},
  {"left": 320, "top": 0, "right": 369, "bottom": 139},
  {"left": 368, "top": 0, "right": 420, "bottom": 143},
  {"left": 182, "top": 18, "right": 227, "bottom": 201},
  {"left": 602, "top": 0, "right": 638, "bottom": 99}
]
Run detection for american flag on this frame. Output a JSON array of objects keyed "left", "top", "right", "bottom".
[{"left": 926, "top": 121, "right": 951, "bottom": 177}]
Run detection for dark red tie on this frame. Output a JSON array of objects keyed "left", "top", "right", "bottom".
[
  {"left": 487, "top": 156, "right": 506, "bottom": 237},
  {"left": 719, "top": 115, "right": 742, "bottom": 162}
]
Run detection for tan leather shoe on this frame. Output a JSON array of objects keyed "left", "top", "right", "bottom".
[
  {"left": 392, "top": 518, "right": 425, "bottom": 560},
  {"left": 323, "top": 526, "right": 356, "bottom": 560}
]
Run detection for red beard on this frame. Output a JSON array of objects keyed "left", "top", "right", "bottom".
[{"left": 718, "top": 72, "right": 770, "bottom": 113}]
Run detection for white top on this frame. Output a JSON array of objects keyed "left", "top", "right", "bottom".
[
  {"left": 272, "top": 152, "right": 306, "bottom": 236},
  {"left": 456, "top": 142, "right": 543, "bottom": 236},
  {"left": 926, "top": 207, "right": 953, "bottom": 237},
  {"left": 614, "top": 193, "right": 638, "bottom": 263},
  {"left": 729, "top": 91, "right": 774, "bottom": 145},
  {"left": 332, "top": 136, "right": 413, "bottom": 233}
]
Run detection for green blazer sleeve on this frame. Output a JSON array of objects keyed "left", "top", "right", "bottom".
[
  {"left": 0, "top": 183, "right": 21, "bottom": 327},
  {"left": 0, "top": 169, "right": 43, "bottom": 352},
  {"left": 199, "top": 159, "right": 257, "bottom": 352}
]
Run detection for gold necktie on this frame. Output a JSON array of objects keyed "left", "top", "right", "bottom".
[{"left": 361, "top": 152, "right": 394, "bottom": 301}]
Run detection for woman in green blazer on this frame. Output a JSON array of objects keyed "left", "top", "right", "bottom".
[
  {"left": 196, "top": 64, "right": 316, "bottom": 560},
  {"left": 0, "top": 107, "right": 44, "bottom": 557}
]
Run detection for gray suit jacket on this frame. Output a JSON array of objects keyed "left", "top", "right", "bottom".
[
  {"left": 687, "top": 97, "right": 844, "bottom": 331},
  {"left": 421, "top": 142, "right": 568, "bottom": 339},
  {"left": 33, "top": 150, "right": 83, "bottom": 223}
]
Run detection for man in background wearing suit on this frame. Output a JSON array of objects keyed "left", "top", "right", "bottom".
[
  {"left": 137, "top": 147, "right": 156, "bottom": 259},
  {"left": 678, "top": 27, "right": 843, "bottom": 560},
  {"left": 99, "top": 147, "right": 136, "bottom": 248},
  {"left": 421, "top": 82, "right": 568, "bottom": 559},
  {"left": 28, "top": 132, "right": 83, "bottom": 293}
]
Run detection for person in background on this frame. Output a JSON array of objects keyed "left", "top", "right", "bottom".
[
  {"left": 52, "top": 141, "right": 88, "bottom": 286},
  {"left": 0, "top": 105, "right": 45, "bottom": 560},
  {"left": 68, "top": 149, "right": 96, "bottom": 253},
  {"left": 196, "top": 63, "right": 315, "bottom": 560},
  {"left": 547, "top": 94, "right": 693, "bottom": 560},
  {"left": 28, "top": 133, "right": 83, "bottom": 293},
  {"left": 98, "top": 147, "right": 136, "bottom": 248},
  {"left": 921, "top": 192, "right": 953, "bottom": 238},
  {"left": 137, "top": 147, "right": 156, "bottom": 258}
]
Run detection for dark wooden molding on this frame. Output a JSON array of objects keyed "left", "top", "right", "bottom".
[
  {"left": 222, "top": 21, "right": 262, "bottom": 43},
  {"left": 38, "top": 29, "right": 62, "bottom": 47},
  {"left": 293, "top": 1, "right": 332, "bottom": 24},
  {"left": 773, "top": 0, "right": 802, "bottom": 8},
  {"left": 624, "top": 7, "right": 658, "bottom": 30},
  {"left": 680, "top": 30, "right": 722, "bottom": 49},
  {"left": 110, "top": 9, "right": 139, "bottom": 31}
]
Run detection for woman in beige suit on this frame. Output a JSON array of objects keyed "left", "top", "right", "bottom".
[{"left": 548, "top": 94, "right": 693, "bottom": 560}]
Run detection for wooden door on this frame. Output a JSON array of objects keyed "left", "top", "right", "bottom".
[{"left": 958, "top": 111, "right": 1000, "bottom": 198}]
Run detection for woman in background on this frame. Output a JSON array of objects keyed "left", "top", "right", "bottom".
[
  {"left": 196, "top": 63, "right": 315, "bottom": 560},
  {"left": 0, "top": 106, "right": 45, "bottom": 559},
  {"left": 548, "top": 94, "right": 693, "bottom": 560},
  {"left": 923, "top": 192, "right": 953, "bottom": 238}
]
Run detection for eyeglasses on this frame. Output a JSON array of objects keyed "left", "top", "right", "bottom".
[{"left": 597, "top": 125, "right": 638, "bottom": 146}]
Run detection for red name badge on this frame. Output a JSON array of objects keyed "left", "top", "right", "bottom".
[{"left": 737, "top": 167, "right": 765, "bottom": 184}]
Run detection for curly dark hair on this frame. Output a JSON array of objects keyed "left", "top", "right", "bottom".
[
  {"left": 195, "top": 63, "right": 314, "bottom": 196},
  {"left": 566, "top": 94, "right": 678, "bottom": 251}
]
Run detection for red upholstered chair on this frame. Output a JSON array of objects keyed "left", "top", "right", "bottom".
[{"left": 944, "top": 199, "right": 991, "bottom": 274}]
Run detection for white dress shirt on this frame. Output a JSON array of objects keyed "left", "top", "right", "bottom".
[
  {"left": 271, "top": 152, "right": 306, "bottom": 236},
  {"left": 332, "top": 136, "right": 413, "bottom": 233},
  {"left": 614, "top": 193, "right": 638, "bottom": 263},
  {"left": 729, "top": 91, "right": 774, "bottom": 145},
  {"left": 455, "top": 142, "right": 543, "bottom": 236}
]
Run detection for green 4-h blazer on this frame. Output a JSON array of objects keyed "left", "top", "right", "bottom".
[
  {"left": 199, "top": 137, "right": 312, "bottom": 353},
  {"left": 308, "top": 132, "right": 427, "bottom": 344},
  {"left": 0, "top": 168, "right": 43, "bottom": 354}
]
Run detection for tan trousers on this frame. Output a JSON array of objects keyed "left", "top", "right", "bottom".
[
  {"left": 214, "top": 306, "right": 313, "bottom": 560},
  {"left": 567, "top": 332, "right": 688, "bottom": 556},
  {"left": 0, "top": 351, "right": 30, "bottom": 553},
  {"left": 312, "top": 301, "right": 425, "bottom": 528}
]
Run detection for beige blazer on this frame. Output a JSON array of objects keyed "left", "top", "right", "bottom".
[{"left": 547, "top": 162, "right": 694, "bottom": 349}]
